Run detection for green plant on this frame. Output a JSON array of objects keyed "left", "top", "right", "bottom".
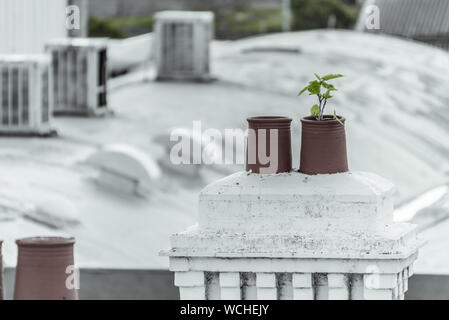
[
  {"left": 290, "top": 0, "right": 359, "bottom": 31},
  {"left": 298, "top": 73, "right": 344, "bottom": 124},
  {"left": 213, "top": 5, "right": 283, "bottom": 39},
  {"left": 89, "top": 15, "right": 126, "bottom": 39},
  {"left": 89, "top": 15, "right": 154, "bottom": 39}
]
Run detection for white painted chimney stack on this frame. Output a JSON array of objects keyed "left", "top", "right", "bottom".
[{"left": 163, "top": 171, "right": 422, "bottom": 300}]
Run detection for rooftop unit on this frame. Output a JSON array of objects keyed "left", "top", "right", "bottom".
[
  {"left": 0, "top": 55, "right": 55, "bottom": 136},
  {"left": 154, "top": 11, "right": 214, "bottom": 81},
  {"left": 45, "top": 38, "right": 108, "bottom": 116}
]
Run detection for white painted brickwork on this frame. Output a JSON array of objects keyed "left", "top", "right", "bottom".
[
  {"left": 162, "top": 171, "right": 423, "bottom": 300},
  {"left": 175, "top": 271, "right": 206, "bottom": 300},
  {"left": 256, "top": 273, "right": 277, "bottom": 300},
  {"left": 292, "top": 273, "right": 313, "bottom": 300},
  {"left": 219, "top": 273, "right": 241, "bottom": 300}
]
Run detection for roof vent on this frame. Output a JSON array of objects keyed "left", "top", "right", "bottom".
[{"left": 85, "top": 144, "right": 161, "bottom": 197}]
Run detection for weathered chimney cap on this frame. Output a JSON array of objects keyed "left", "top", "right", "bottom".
[{"left": 163, "top": 171, "right": 423, "bottom": 261}]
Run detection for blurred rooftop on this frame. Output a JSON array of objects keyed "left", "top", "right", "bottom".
[{"left": 0, "top": 29, "right": 449, "bottom": 277}]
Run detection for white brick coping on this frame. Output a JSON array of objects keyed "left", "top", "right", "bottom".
[
  {"left": 167, "top": 255, "right": 417, "bottom": 275},
  {"left": 162, "top": 223, "right": 423, "bottom": 260}
]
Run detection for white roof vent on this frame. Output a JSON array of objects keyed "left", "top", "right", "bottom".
[{"left": 85, "top": 144, "right": 161, "bottom": 197}]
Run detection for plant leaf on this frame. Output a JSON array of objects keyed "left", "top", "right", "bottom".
[
  {"left": 314, "top": 73, "right": 322, "bottom": 81},
  {"left": 307, "top": 80, "right": 321, "bottom": 95},
  {"left": 311, "top": 104, "right": 320, "bottom": 117},
  {"left": 298, "top": 86, "right": 308, "bottom": 96},
  {"left": 323, "top": 89, "right": 333, "bottom": 99},
  {"left": 322, "top": 74, "right": 344, "bottom": 81},
  {"left": 334, "top": 110, "right": 344, "bottom": 126},
  {"left": 322, "top": 82, "right": 337, "bottom": 91}
]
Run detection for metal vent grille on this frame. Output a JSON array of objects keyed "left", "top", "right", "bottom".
[
  {"left": 41, "top": 68, "right": 49, "bottom": 123},
  {"left": 52, "top": 47, "right": 89, "bottom": 112},
  {"left": 47, "top": 41, "right": 108, "bottom": 115},
  {"left": 154, "top": 12, "right": 214, "bottom": 80},
  {"left": 161, "top": 23, "right": 194, "bottom": 74},
  {"left": 98, "top": 48, "right": 107, "bottom": 108},
  {"left": 0, "top": 58, "right": 53, "bottom": 134},
  {"left": 0, "top": 64, "right": 30, "bottom": 127}
]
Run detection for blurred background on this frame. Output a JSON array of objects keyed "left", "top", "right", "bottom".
[
  {"left": 1, "top": 0, "right": 449, "bottom": 299},
  {"left": 88, "top": 0, "right": 360, "bottom": 40}
]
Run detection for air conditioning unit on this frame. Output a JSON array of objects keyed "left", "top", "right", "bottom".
[
  {"left": 45, "top": 38, "right": 108, "bottom": 116},
  {"left": 0, "top": 55, "right": 55, "bottom": 136},
  {"left": 154, "top": 11, "right": 214, "bottom": 81}
]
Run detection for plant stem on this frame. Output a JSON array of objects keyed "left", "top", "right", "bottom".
[
  {"left": 321, "top": 98, "right": 328, "bottom": 120},
  {"left": 317, "top": 95, "right": 322, "bottom": 120}
]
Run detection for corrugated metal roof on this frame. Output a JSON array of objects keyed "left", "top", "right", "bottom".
[{"left": 357, "top": 0, "right": 449, "bottom": 49}]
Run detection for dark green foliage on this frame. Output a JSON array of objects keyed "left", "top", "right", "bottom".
[
  {"left": 88, "top": 1, "right": 358, "bottom": 40},
  {"left": 89, "top": 15, "right": 154, "bottom": 39},
  {"left": 213, "top": 6, "right": 283, "bottom": 40},
  {"left": 291, "top": 0, "right": 359, "bottom": 31}
]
